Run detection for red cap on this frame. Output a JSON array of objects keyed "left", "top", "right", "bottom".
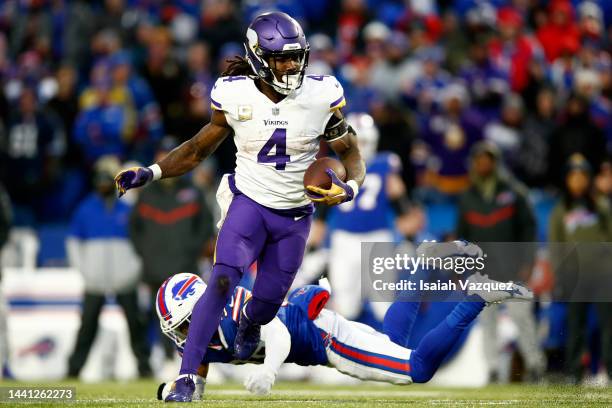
[
  {"left": 497, "top": 7, "right": 523, "bottom": 28},
  {"left": 550, "top": 0, "right": 574, "bottom": 17}
]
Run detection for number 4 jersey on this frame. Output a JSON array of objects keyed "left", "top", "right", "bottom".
[{"left": 210, "top": 74, "right": 345, "bottom": 209}]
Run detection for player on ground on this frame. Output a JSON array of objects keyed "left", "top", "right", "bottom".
[
  {"left": 114, "top": 12, "right": 365, "bottom": 401},
  {"left": 156, "top": 242, "right": 533, "bottom": 399}
]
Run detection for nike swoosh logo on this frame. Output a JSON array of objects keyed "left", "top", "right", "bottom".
[{"left": 294, "top": 215, "right": 306, "bottom": 221}]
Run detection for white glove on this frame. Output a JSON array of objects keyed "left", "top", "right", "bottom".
[
  {"left": 159, "top": 375, "right": 206, "bottom": 401},
  {"left": 193, "top": 376, "right": 206, "bottom": 401},
  {"left": 244, "top": 366, "right": 276, "bottom": 395}
]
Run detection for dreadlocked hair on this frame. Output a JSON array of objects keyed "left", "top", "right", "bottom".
[{"left": 221, "top": 56, "right": 255, "bottom": 77}]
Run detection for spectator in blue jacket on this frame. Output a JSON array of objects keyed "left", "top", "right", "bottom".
[
  {"left": 66, "top": 155, "right": 150, "bottom": 378},
  {"left": 73, "top": 76, "right": 135, "bottom": 164},
  {"left": 109, "top": 50, "right": 163, "bottom": 163}
]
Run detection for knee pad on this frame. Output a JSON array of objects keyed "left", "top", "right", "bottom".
[{"left": 209, "top": 263, "right": 242, "bottom": 296}]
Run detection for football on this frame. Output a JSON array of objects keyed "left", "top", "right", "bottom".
[{"left": 303, "top": 157, "right": 347, "bottom": 191}]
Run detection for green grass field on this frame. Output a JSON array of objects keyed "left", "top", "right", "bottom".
[{"left": 0, "top": 381, "right": 610, "bottom": 407}]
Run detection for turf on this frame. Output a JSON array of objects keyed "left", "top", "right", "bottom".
[{"left": 0, "top": 380, "right": 610, "bottom": 407}]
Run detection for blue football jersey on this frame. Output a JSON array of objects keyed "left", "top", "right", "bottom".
[
  {"left": 327, "top": 152, "right": 401, "bottom": 233},
  {"left": 276, "top": 304, "right": 328, "bottom": 366},
  {"left": 178, "top": 286, "right": 328, "bottom": 366}
]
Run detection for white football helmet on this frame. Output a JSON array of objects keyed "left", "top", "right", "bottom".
[
  {"left": 346, "top": 112, "right": 379, "bottom": 162},
  {"left": 156, "top": 273, "right": 207, "bottom": 347}
]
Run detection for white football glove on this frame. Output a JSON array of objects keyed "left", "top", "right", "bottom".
[
  {"left": 244, "top": 366, "right": 276, "bottom": 395},
  {"left": 158, "top": 375, "right": 206, "bottom": 401}
]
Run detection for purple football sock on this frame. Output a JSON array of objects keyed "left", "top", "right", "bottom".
[{"left": 179, "top": 264, "right": 241, "bottom": 375}]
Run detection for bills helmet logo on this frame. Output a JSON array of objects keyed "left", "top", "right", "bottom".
[{"left": 171, "top": 276, "right": 200, "bottom": 301}]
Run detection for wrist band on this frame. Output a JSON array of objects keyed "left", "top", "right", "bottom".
[
  {"left": 148, "top": 163, "right": 162, "bottom": 180},
  {"left": 347, "top": 180, "right": 359, "bottom": 197}
]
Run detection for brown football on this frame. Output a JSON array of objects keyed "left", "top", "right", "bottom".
[{"left": 304, "top": 157, "right": 347, "bottom": 191}]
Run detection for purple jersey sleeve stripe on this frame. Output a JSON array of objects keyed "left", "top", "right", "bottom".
[
  {"left": 211, "top": 98, "right": 222, "bottom": 109},
  {"left": 329, "top": 95, "right": 345, "bottom": 108}
]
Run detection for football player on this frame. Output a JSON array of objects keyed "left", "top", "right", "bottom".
[
  {"left": 325, "top": 113, "right": 424, "bottom": 321},
  {"left": 156, "top": 242, "right": 533, "bottom": 400},
  {"left": 114, "top": 12, "right": 365, "bottom": 401}
]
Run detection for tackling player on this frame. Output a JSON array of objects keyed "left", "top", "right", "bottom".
[
  {"left": 114, "top": 12, "right": 365, "bottom": 401},
  {"left": 156, "top": 242, "right": 533, "bottom": 400}
]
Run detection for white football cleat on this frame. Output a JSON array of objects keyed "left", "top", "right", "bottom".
[
  {"left": 467, "top": 272, "right": 533, "bottom": 305},
  {"left": 416, "top": 240, "right": 483, "bottom": 259}
]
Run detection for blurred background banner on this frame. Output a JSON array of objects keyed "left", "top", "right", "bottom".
[{"left": 1, "top": 268, "right": 138, "bottom": 381}]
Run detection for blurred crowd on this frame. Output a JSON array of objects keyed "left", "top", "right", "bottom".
[
  {"left": 0, "top": 0, "right": 611, "bottom": 385},
  {"left": 0, "top": 0, "right": 611, "bottom": 221}
]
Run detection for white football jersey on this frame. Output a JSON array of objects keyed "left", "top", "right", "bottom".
[{"left": 210, "top": 74, "right": 346, "bottom": 209}]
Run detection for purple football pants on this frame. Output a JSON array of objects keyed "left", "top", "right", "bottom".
[{"left": 180, "top": 190, "right": 312, "bottom": 374}]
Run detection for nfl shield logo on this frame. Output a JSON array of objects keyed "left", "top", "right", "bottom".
[{"left": 271, "top": 107, "right": 280, "bottom": 116}]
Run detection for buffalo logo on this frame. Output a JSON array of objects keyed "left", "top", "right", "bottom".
[
  {"left": 171, "top": 277, "right": 200, "bottom": 301},
  {"left": 18, "top": 337, "right": 56, "bottom": 359}
]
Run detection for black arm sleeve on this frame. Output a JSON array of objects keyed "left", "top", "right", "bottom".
[{"left": 323, "top": 114, "right": 349, "bottom": 142}]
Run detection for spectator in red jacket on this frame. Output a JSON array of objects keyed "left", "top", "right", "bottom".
[
  {"left": 488, "top": 7, "right": 541, "bottom": 93},
  {"left": 536, "top": 0, "right": 580, "bottom": 63}
]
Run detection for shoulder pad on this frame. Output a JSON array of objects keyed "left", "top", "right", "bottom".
[
  {"left": 288, "top": 285, "right": 330, "bottom": 320},
  {"left": 210, "top": 76, "right": 250, "bottom": 112},
  {"left": 304, "top": 75, "right": 345, "bottom": 111}
]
